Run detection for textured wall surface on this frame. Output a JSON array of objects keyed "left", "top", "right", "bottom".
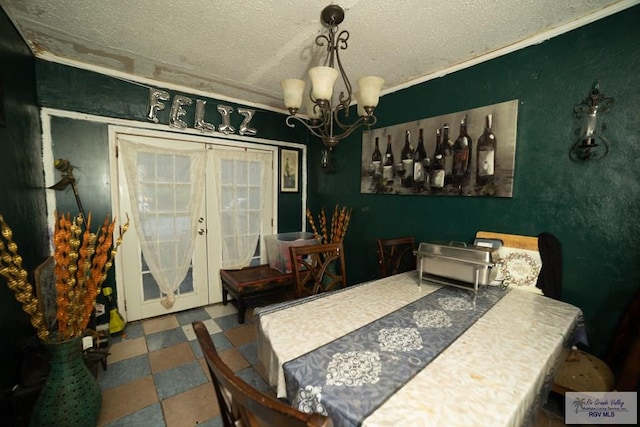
[
  {"left": 0, "top": 6, "right": 48, "bottom": 398},
  {"left": 308, "top": 5, "right": 640, "bottom": 356}
]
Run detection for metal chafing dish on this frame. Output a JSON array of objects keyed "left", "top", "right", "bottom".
[{"left": 414, "top": 241, "right": 500, "bottom": 291}]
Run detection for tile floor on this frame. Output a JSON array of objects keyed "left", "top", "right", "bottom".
[
  {"left": 95, "top": 301, "right": 568, "bottom": 427},
  {"left": 96, "top": 303, "right": 271, "bottom": 426}
]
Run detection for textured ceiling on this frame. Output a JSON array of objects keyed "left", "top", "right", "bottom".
[{"left": 1, "top": 0, "right": 637, "bottom": 113}]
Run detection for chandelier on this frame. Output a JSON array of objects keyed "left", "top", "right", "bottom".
[{"left": 280, "top": 4, "right": 384, "bottom": 150}]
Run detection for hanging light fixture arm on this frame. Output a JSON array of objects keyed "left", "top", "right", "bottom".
[{"left": 285, "top": 113, "right": 376, "bottom": 149}]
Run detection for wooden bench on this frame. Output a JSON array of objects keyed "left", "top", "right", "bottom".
[{"left": 220, "top": 264, "right": 294, "bottom": 324}]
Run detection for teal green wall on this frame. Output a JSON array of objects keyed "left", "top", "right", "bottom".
[
  {"left": 0, "top": 7, "right": 48, "bottom": 394},
  {"left": 49, "top": 118, "right": 111, "bottom": 219},
  {"left": 36, "top": 61, "right": 309, "bottom": 232},
  {"left": 309, "top": 5, "right": 640, "bottom": 356}
]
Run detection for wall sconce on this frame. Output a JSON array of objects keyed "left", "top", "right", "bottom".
[{"left": 570, "top": 80, "right": 614, "bottom": 162}]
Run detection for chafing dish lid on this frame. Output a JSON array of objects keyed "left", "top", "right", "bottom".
[{"left": 415, "top": 241, "right": 498, "bottom": 265}]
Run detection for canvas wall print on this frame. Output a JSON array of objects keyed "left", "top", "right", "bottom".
[{"left": 360, "top": 99, "right": 519, "bottom": 197}]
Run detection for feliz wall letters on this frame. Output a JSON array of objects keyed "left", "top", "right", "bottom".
[{"left": 147, "top": 87, "right": 257, "bottom": 136}]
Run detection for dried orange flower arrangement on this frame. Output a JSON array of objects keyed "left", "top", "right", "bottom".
[
  {"left": 0, "top": 212, "right": 128, "bottom": 343},
  {"left": 306, "top": 205, "right": 353, "bottom": 243}
]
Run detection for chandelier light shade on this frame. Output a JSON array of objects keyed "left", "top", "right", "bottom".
[
  {"left": 309, "top": 66, "right": 339, "bottom": 101},
  {"left": 356, "top": 76, "right": 385, "bottom": 108},
  {"left": 281, "top": 4, "right": 384, "bottom": 150},
  {"left": 281, "top": 79, "right": 306, "bottom": 114},
  {"left": 354, "top": 92, "right": 367, "bottom": 117}
]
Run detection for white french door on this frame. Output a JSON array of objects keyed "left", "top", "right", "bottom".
[{"left": 112, "top": 129, "right": 276, "bottom": 321}]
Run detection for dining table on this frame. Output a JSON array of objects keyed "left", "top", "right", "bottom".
[{"left": 255, "top": 271, "right": 583, "bottom": 427}]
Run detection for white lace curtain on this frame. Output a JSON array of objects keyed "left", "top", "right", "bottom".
[
  {"left": 119, "top": 137, "right": 207, "bottom": 309},
  {"left": 213, "top": 148, "right": 271, "bottom": 269}
]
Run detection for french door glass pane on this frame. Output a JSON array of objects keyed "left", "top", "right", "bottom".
[{"left": 141, "top": 254, "right": 195, "bottom": 302}]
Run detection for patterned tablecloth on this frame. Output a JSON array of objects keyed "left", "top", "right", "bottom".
[{"left": 255, "top": 271, "right": 582, "bottom": 427}]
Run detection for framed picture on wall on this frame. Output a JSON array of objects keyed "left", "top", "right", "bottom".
[{"left": 280, "top": 149, "right": 299, "bottom": 192}]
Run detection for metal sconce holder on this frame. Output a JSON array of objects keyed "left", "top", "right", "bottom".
[{"left": 570, "top": 80, "right": 614, "bottom": 162}]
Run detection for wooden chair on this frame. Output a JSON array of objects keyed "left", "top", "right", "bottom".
[
  {"left": 376, "top": 236, "right": 416, "bottom": 278},
  {"left": 192, "top": 321, "right": 333, "bottom": 427},
  {"left": 289, "top": 242, "right": 346, "bottom": 298}
]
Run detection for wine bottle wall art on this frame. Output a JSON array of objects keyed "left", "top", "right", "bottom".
[{"left": 360, "top": 99, "right": 518, "bottom": 198}]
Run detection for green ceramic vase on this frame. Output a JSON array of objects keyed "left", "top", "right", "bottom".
[{"left": 30, "top": 337, "right": 102, "bottom": 427}]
